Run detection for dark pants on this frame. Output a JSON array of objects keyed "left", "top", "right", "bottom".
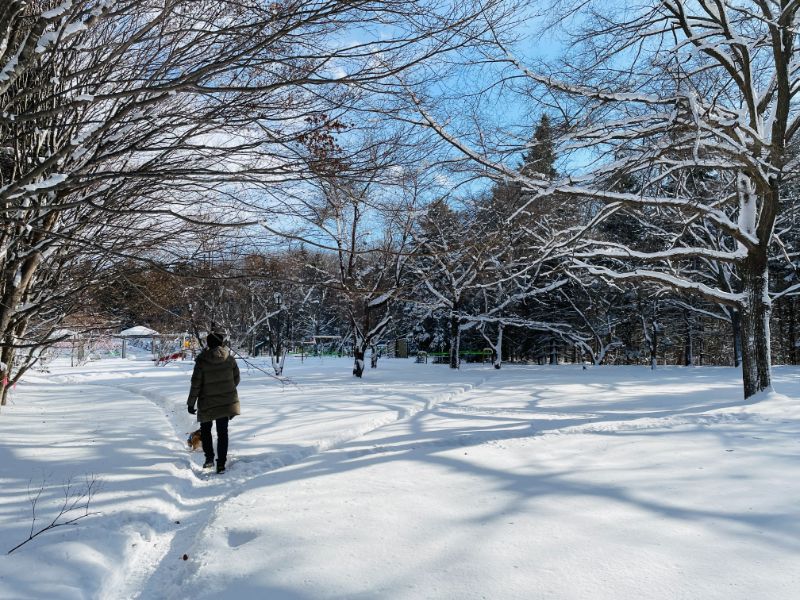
[{"left": 200, "top": 417, "right": 229, "bottom": 465}]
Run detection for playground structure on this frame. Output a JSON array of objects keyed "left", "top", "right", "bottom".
[
  {"left": 42, "top": 331, "right": 124, "bottom": 367},
  {"left": 288, "top": 336, "right": 412, "bottom": 360},
  {"left": 427, "top": 349, "right": 493, "bottom": 364},
  {"left": 40, "top": 327, "right": 197, "bottom": 368},
  {"left": 294, "top": 335, "right": 344, "bottom": 358},
  {"left": 113, "top": 326, "right": 196, "bottom": 364},
  {"left": 149, "top": 334, "right": 196, "bottom": 365},
  {"left": 43, "top": 329, "right": 469, "bottom": 368}
]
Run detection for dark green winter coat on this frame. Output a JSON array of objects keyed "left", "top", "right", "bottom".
[{"left": 187, "top": 347, "right": 241, "bottom": 422}]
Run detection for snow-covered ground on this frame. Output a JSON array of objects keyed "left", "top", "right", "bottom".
[{"left": 0, "top": 356, "right": 798, "bottom": 599}]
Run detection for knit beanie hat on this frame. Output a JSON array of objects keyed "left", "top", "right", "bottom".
[{"left": 207, "top": 331, "right": 224, "bottom": 348}]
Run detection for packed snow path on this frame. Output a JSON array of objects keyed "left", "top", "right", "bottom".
[{"left": 1, "top": 357, "right": 799, "bottom": 599}]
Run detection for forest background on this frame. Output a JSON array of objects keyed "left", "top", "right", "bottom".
[{"left": 3, "top": 0, "right": 800, "bottom": 402}]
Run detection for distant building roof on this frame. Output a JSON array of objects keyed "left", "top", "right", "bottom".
[
  {"left": 48, "top": 329, "right": 76, "bottom": 339},
  {"left": 119, "top": 326, "right": 159, "bottom": 336}
]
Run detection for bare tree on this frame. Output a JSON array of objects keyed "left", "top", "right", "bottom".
[
  {"left": 317, "top": 174, "right": 418, "bottom": 377},
  {"left": 0, "top": 0, "right": 509, "bottom": 402},
  {"left": 409, "top": 0, "right": 800, "bottom": 398}
]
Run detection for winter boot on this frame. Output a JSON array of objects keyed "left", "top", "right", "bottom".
[
  {"left": 203, "top": 458, "right": 215, "bottom": 469},
  {"left": 216, "top": 461, "right": 226, "bottom": 474}
]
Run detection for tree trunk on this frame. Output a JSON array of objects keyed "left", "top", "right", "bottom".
[
  {"left": 370, "top": 343, "right": 379, "bottom": 369},
  {"left": 0, "top": 254, "right": 43, "bottom": 408},
  {"left": 739, "top": 259, "right": 772, "bottom": 398},
  {"left": 789, "top": 298, "right": 797, "bottom": 365},
  {"left": 479, "top": 324, "right": 503, "bottom": 369},
  {"left": 548, "top": 338, "right": 557, "bottom": 365},
  {"left": 731, "top": 308, "right": 743, "bottom": 368},
  {"left": 353, "top": 347, "right": 365, "bottom": 377},
  {"left": 271, "top": 348, "right": 285, "bottom": 376},
  {"left": 449, "top": 313, "right": 461, "bottom": 369},
  {"left": 0, "top": 342, "right": 14, "bottom": 407},
  {"left": 492, "top": 324, "right": 503, "bottom": 369},
  {"left": 684, "top": 310, "right": 693, "bottom": 367},
  {"left": 650, "top": 318, "right": 658, "bottom": 370}
]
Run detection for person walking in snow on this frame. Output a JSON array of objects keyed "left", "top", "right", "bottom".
[{"left": 187, "top": 331, "right": 240, "bottom": 474}]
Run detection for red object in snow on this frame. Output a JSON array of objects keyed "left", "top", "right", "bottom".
[{"left": 154, "top": 351, "right": 186, "bottom": 365}]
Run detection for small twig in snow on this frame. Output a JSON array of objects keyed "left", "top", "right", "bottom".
[{"left": 7, "top": 474, "right": 101, "bottom": 554}]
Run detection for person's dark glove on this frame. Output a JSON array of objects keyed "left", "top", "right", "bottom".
[{"left": 188, "top": 406, "right": 196, "bottom": 415}]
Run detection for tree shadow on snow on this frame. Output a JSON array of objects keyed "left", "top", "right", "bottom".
[{"left": 227, "top": 369, "right": 800, "bottom": 558}]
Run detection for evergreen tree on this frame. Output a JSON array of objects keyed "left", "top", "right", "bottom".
[{"left": 521, "top": 114, "right": 557, "bottom": 180}]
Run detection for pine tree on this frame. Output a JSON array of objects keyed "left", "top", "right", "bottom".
[{"left": 521, "top": 114, "right": 557, "bottom": 180}]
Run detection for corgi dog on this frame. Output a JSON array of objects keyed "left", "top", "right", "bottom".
[{"left": 187, "top": 429, "right": 202, "bottom": 451}]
